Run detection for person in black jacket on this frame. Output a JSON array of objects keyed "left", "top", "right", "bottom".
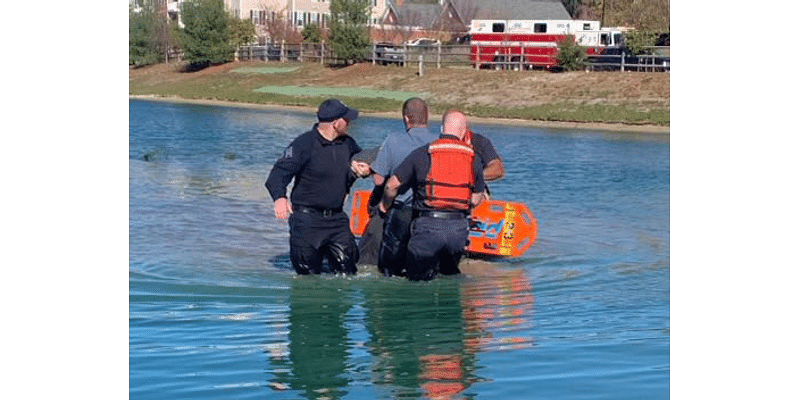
[{"left": 265, "top": 99, "right": 371, "bottom": 275}]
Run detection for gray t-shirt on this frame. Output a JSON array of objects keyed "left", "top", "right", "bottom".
[{"left": 372, "top": 126, "right": 439, "bottom": 205}]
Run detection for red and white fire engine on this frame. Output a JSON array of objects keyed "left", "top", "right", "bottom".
[{"left": 469, "top": 19, "right": 624, "bottom": 70}]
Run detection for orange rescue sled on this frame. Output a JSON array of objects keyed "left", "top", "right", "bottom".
[{"left": 348, "top": 190, "right": 537, "bottom": 258}]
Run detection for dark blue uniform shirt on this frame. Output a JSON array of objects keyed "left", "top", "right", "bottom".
[
  {"left": 265, "top": 125, "right": 361, "bottom": 210},
  {"left": 471, "top": 132, "right": 500, "bottom": 169},
  {"left": 392, "top": 134, "right": 486, "bottom": 212}
]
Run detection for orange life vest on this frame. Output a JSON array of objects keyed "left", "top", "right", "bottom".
[{"left": 424, "top": 137, "right": 476, "bottom": 211}]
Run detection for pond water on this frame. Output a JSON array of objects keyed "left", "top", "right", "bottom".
[{"left": 129, "top": 99, "right": 669, "bottom": 399}]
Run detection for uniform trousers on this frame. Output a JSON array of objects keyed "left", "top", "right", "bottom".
[
  {"left": 289, "top": 209, "right": 358, "bottom": 274},
  {"left": 405, "top": 215, "right": 469, "bottom": 281}
]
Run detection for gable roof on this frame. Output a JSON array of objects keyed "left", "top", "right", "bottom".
[
  {"left": 471, "top": 0, "right": 571, "bottom": 20},
  {"left": 384, "top": 0, "right": 465, "bottom": 31}
]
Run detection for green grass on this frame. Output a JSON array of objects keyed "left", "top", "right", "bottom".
[
  {"left": 254, "top": 86, "right": 424, "bottom": 102},
  {"left": 129, "top": 64, "right": 669, "bottom": 127},
  {"left": 437, "top": 103, "right": 670, "bottom": 126},
  {"left": 230, "top": 66, "right": 300, "bottom": 74}
]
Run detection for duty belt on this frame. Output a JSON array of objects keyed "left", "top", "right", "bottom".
[
  {"left": 294, "top": 204, "right": 343, "bottom": 218},
  {"left": 414, "top": 210, "right": 467, "bottom": 220}
]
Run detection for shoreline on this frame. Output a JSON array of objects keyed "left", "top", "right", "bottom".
[{"left": 129, "top": 95, "right": 670, "bottom": 135}]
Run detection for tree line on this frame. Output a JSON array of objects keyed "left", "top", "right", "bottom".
[{"left": 130, "top": 0, "right": 373, "bottom": 69}]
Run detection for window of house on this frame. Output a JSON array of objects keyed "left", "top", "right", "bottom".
[
  {"left": 583, "top": 23, "right": 591, "bottom": 30},
  {"left": 534, "top": 23, "right": 546, "bottom": 33},
  {"left": 492, "top": 23, "right": 505, "bottom": 33},
  {"left": 601, "top": 33, "right": 610, "bottom": 46}
]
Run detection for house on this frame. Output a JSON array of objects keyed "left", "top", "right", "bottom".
[{"left": 135, "top": 0, "right": 390, "bottom": 41}]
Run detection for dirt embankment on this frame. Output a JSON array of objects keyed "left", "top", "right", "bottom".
[{"left": 129, "top": 61, "right": 670, "bottom": 133}]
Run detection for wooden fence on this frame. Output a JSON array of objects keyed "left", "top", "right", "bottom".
[{"left": 166, "top": 43, "right": 669, "bottom": 73}]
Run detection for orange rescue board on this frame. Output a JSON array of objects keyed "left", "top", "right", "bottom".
[
  {"left": 348, "top": 189, "right": 537, "bottom": 258},
  {"left": 349, "top": 189, "right": 373, "bottom": 238}
]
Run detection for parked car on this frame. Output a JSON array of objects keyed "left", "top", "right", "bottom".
[
  {"left": 374, "top": 42, "right": 405, "bottom": 65},
  {"left": 405, "top": 38, "right": 440, "bottom": 47},
  {"left": 453, "top": 35, "right": 471, "bottom": 45}
]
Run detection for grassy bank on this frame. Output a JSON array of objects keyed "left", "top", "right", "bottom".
[{"left": 129, "top": 61, "right": 670, "bottom": 129}]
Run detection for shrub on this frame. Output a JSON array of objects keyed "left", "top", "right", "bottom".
[
  {"left": 302, "top": 23, "right": 323, "bottom": 43},
  {"left": 175, "top": 0, "right": 235, "bottom": 69},
  {"left": 624, "top": 30, "right": 661, "bottom": 56},
  {"left": 328, "top": 0, "right": 371, "bottom": 63},
  {"left": 556, "top": 35, "right": 587, "bottom": 71}
]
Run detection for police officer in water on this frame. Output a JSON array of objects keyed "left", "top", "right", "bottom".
[
  {"left": 378, "top": 110, "right": 486, "bottom": 281},
  {"left": 265, "top": 99, "right": 371, "bottom": 275}
]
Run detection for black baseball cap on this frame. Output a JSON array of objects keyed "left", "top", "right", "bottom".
[{"left": 317, "top": 99, "right": 359, "bottom": 122}]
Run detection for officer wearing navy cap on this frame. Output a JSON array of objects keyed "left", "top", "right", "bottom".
[{"left": 266, "top": 99, "right": 371, "bottom": 274}]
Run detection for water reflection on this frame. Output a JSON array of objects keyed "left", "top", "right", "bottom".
[
  {"left": 263, "top": 265, "right": 535, "bottom": 399},
  {"left": 362, "top": 279, "right": 475, "bottom": 398},
  {"left": 267, "top": 278, "right": 355, "bottom": 399},
  {"left": 461, "top": 264, "right": 535, "bottom": 353}
]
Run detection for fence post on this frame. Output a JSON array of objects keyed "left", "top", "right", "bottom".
[
  {"left": 475, "top": 45, "right": 480, "bottom": 70},
  {"left": 418, "top": 55, "right": 424, "bottom": 76},
  {"left": 281, "top": 40, "right": 285, "bottom": 63},
  {"left": 372, "top": 43, "right": 376, "bottom": 65},
  {"left": 321, "top": 41, "right": 325, "bottom": 65},
  {"left": 437, "top": 43, "right": 441, "bottom": 69},
  {"left": 621, "top": 50, "right": 625, "bottom": 72}
]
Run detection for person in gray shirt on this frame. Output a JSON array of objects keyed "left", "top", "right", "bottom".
[{"left": 366, "top": 98, "right": 439, "bottom": 276}]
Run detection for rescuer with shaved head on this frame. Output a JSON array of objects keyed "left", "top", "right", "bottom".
[{"left": 378, "top": 110, "right": 485, "bottom": 281}]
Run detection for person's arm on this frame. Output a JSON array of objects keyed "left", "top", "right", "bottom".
[
  {"left": 379, "top": 175, "right": 402, "bottom": 216},
  {"left": 471, "top": 192, "right": 484, "bottom": 208},
  {"left": 265, "top": 137, "right": 308, "bottom": 219},
  {"left": 471, "top": 153, "right": 486, "bottom": 208},
  {"left": 483, "top": 158, "right": 505, "bottom": 181},
  {"left": 473, "top": 134, "right": 504, "bottom": 181}
]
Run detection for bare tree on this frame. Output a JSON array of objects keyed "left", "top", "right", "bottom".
[{"left": 253, "top": 2, "right": 304, "bottom": 44}]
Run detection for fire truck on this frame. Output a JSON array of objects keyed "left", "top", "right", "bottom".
[{"left": 469, "top": 19, "right": 624, "bottom": 70}]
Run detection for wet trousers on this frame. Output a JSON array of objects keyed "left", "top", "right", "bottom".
[
  {"left": 405, "top": 216, "right": 469, "bottom": 281},
  {"left": 288, "top": 211, "right": 358, "bottom": 274},
  {"left": 378, "top": 205, "right": 414, "bottom": 277}
]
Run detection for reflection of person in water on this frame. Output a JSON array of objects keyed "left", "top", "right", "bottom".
[
  {"left": 267, "top": 278, "right": 354, "bottom": 399},
  {"left": 266, "top": 267, "right": 535, "bottom": 398},
  {"left": 362, "top": 280, "right": 477, "bottom": 397}
]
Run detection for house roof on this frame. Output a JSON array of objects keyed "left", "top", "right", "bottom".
[
  {"left": 471, "top": 0, "right": 571, "bottom": 20},
  {"left": 388, "top": 2, "right": 450, "bottom": 28},
  {"left": 384, "top": 0, "right": 466, "bottom": 30},
  {"left": 385, "top": 0, "right": 572, "bottom": 28}
]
